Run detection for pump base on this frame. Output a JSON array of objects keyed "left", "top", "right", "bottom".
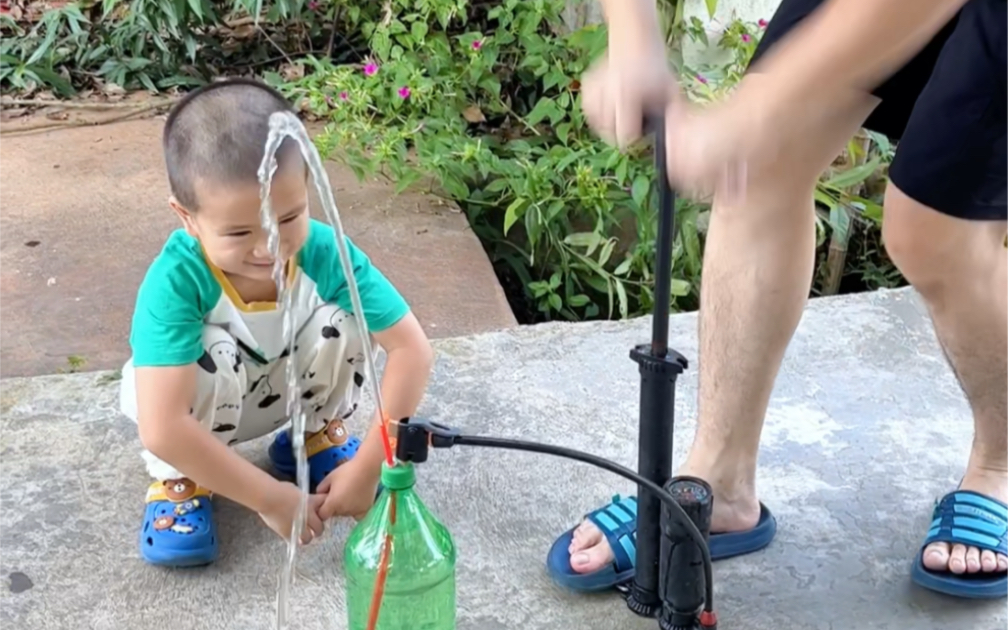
[{"left": 622, "top": 586, "right": 661, "bottom": 618}]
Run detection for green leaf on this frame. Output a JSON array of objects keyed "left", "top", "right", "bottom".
[
  {"left": 670, "top": 278, "right": 691, "bottom": 296},
  {"left": 410, "top": 20, "right": 428, "bottom": 43},
  {"left": 138, "top": 72, "right": 157, "bottom": 93},
  {"left": 503, "top": 198, "right": 526, "bottom": 235},
  {"left": 548, "top": 293, "right": 562, "bottom": 312},
  {"left": 556, "top": 122, "right": 572, "bottom": 144},
  {"left": 27, "top": 66, "right": 74, "bottom": 96},
  {"left": 822, "top": 158, "right": 880, "bottom": 190},
  {"left": 631, "top": 175, "right": 650, "bottom": 207},
  {"left": 528, "top": 280, "right": 549, "bottom": 297},
  {"left": 598, "top": 238, "right": 615, "bottom": 267},
  {"left": 705, "top": 0, "right": 718, "bottom": 18},
  {"left": 564, "top": 232, "right": 600, "bottom": 248},
  {"left": 186, "top": 0, "right": 203, "bottom": 19},
  {"left": 615, "top": 158, "right": 628, "bottom": 186},
  {"left": 526, "top": 97, "right": 555, "bottom": 126},
  {"left": 614, "top": 279, "right": 628, "bottom": 319},
  {"left": 568, "top": 294, "right": 590, "bottom": 307},
  {"left": 814, "top": 187, "right": 838, "bottom": 210},
  {"left": 393, "top": 169, "right": 422, "bottom": 195},
  {"left": 829, "top": 205, "right": 852, "bottom": 246},
  {"left": 484, "top": 178, "right": 509, "bottom": 193},
  {"left": 614, "top": 257, "right": 632, "bottom": 276}
]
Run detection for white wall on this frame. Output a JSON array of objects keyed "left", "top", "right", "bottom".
[{"left": 561, "top": 0, "right": 783, "bottom": 65}]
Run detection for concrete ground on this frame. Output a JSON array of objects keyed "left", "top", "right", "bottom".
[
  {"left": 1, "top": 287, "right": 1003, "bottom": 630},
  {"left": 0, "top": 116, "right": 515, "bottom": 377}
]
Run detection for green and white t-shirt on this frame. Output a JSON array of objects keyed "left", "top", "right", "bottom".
[{"left": 129, "top": 218, "right": 409, "bottom": 368}]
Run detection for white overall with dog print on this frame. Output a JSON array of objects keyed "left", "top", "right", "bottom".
[{"left": 119, "top": 218, "right": 409, "bottom": 481}]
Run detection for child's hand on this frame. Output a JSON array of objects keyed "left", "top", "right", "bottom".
[
  {"left": 317, "top": 459, "right": 380, "bottom": 521},
  {"left": 259, "top": 480, "right": 326, "bottom": 544}
]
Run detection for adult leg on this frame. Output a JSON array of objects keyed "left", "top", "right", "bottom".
[
  {"left": 567, "top": 82, "right": 879, "bottom": 573},
  {"left": 555, "top": 0, "right": 962, "bottom": 585},
  {"left": 881, "top": 0, "right": 1008, "bottom": 594},
  {"left": 884, "top": 188, "right": 1008, "bottom": 577}
]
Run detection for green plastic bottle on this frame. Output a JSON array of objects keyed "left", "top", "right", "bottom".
[{"left": 344, "top": 462, "right": 456, "bottom": 630}]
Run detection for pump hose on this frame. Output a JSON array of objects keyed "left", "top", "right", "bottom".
[{"left": 452, "top": 433, "right": 714, "bottom": 615}]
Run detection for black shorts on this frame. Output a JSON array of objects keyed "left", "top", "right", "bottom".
[{"left": 750, "top": 0, "right": 1007, "bottom": 221}]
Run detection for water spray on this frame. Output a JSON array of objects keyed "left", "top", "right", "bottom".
[
  {"left": 260, "top": 110, "right": 719, "bottom": 630},
  {"left": 258, "top": 112, "right": 396, "bottom": 630}
]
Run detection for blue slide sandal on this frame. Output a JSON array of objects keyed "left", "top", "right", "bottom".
[
  {"left": 269, "top": 419, "right": 384, "bottom": 497},
  {"left": 547, "top": 493, "right": 777, "bottom": 592},
  {"left": 911, "top": 489, "right": 1007, "bottom": 599},
  {"left": 269, "top": 419, "right": 364, "bottom": 491},
  {"left": 140, "top": 479, "right": 218, "bottom": 567}
]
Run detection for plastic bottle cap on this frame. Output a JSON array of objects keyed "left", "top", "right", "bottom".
[{"left": 381, "top": 462, "right": 416, "bottom": 490}]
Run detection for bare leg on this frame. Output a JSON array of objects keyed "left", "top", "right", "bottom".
[
  {"left": 569, "top": 86, "right": 879, "bottom": 573},
  {"left": 882, "top": 185, "right": 1008, "bottom": 575}
]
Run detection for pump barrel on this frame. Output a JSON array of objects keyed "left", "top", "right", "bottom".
[{"left": 659, "top": 476, "right": 713, "bottom": 630}]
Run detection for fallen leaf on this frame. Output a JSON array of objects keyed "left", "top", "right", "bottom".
[
  {"left": 231, "top": 23, "right": 255, "bottom": 39},
  {"left": 103, "top": 82, "right": 126, "bottom": 99},
  {"left": 462, "top": 104, "right": 485, "bottom": 123},
  {"left": 281, "top": 63, "right": 305, "bottom": 81}
]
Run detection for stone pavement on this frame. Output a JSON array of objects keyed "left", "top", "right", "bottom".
[
  {"left": 2, "top": 287, "right": 1004, "bottom": 630},
  {"left": 0, "top": 116, "right": 515, "bottom": 377}
]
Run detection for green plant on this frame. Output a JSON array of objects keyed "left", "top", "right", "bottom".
[
  {"left": 280, "top": 0, "right": 901, "bottom": 324},
  {"left": 0, "top": 0, "right": 361, "bottom": 95},
  {"left": 281, "top": 0, "right": 709, "bottom": 322}
]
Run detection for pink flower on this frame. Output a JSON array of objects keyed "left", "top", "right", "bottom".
[
  {"left": 471, "top": 40, "right": 483, "bottom": 50},
  {"left": 363, "top": 63, "right": 378, "bottom": 76},
  {"left": 695, "top": 74, "right": 708, "bottom": 85},
  {"left": 307, "top": 0, "right": 318, "bottom": 9},
  {"left": 758, "top": 18, "right": 768, "bottom": 28},
  {"left": 397, "top": 86, "right": 411, "bottom": 99},
  {"left": 741, "top": 33, "right": 752, "bottom": 43},
  {"left": 339, "top": 91, "right": 349, "bottom": 101}
]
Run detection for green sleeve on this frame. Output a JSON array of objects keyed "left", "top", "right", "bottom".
[
  {"left": 129, "top": 234, "right": 220, "bottom": 367},
  {"left": 299, "top": 219, "right": 410, "bottom": 332}
]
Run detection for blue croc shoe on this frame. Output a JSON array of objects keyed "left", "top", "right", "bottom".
[
  {"left": 911, "top": 489, "right": 1008, "bottom": 599},
  {"left": 547, "top": 494, "right": 777, "bottom": 592},
  {"left": 269, "top": 419, "right": 363, "bottom": 491},
  {"left": 140, "top": 479, "right": 218, "bottom": 567}
]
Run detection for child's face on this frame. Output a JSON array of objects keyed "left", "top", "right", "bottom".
[{"left": 172, "top": 163, "right": 310, "bottom": 284}]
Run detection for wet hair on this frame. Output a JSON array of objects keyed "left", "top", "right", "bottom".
[{"left": 162, "top": 77, "right": 301, "bottom": 211}]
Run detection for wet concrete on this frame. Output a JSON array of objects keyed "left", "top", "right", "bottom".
[
  {"left": 0, "top": 117, "right": 515, "bottom": 377},
  {"left": 1, "top": 287, "right": 1003, "bottom": 630}
]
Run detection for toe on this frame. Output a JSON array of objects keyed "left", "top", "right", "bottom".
[
  {"left": 998, "top": 554, "right": 1008, "bottom": 572},
  {"left": 570, "top": 540, "right": 614, "bottom": 574},
  {"left": 965, "top": 546, "right": 981, "bottom": 573},
  {"left": 923, "top": 542, "right": 950, "bottom": 571},
  {"left": 980, "top": 550, "right": 998, "bottom": 572},
  {"left": 569, "top": 520, "right": 602, "bottom": 554},
  {"left": 949, "top": 544, "right": 968, "bottom": 574}
]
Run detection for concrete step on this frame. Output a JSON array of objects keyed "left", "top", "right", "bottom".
[
  {"left": 0, "top": 287, "right": 1002, "bottom": 630},
  {"left": 0, "top": 116, "right": 516, "bottom": 377}
]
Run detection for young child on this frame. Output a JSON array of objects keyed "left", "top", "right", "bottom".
[{"left": 119, "top": 78, "right": 434, "bottom": 567}]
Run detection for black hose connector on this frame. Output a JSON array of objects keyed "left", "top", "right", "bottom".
[{"left": 392, "top": 417, "right": 459, "bottom": 463}]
